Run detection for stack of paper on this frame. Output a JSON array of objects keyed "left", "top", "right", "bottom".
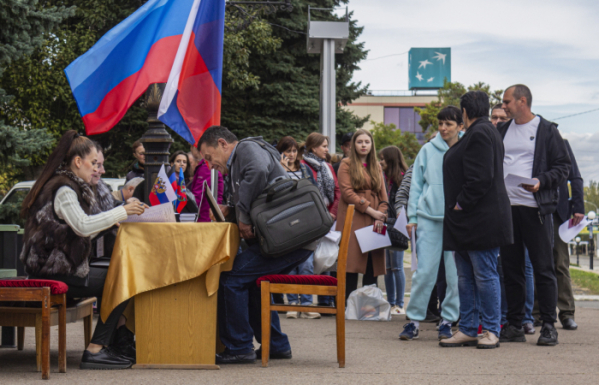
[
  {"left": 179, "top": 213, "right": 198, "bottom": 223},
  {"left": 122, "top": 203, "right": 176, "bottom": 223}
]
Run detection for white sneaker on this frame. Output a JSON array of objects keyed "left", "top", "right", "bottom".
[
  {"left": 397, "top": 307, "right": 405, "bottom": 315},
  {"left": 300, "top": 312, "right": 321, "bottom": 319},
  {"left": 286, "top": 311, "right": 298, "bottom": 319},
  {"left": 390, "top": 306, "right": 401, "bottom": 315}
]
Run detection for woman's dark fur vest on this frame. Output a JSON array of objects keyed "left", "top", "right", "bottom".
[{"left": 20, "top": 169, "right": 100, "bottom": 278}]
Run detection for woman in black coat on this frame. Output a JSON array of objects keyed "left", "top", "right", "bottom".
[{"left": 440, "top": 91, "right": 513, "bottom": 349}]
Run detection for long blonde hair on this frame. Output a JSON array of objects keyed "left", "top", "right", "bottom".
[{"left": 349, "top": 129, "right": 382, "bottom": 193}]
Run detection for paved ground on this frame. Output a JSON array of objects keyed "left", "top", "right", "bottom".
[{"left": 1, "top": 302, "right": 598, "bottom": 384}]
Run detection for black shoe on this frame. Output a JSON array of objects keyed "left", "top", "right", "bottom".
[
  {"left": 537, "top": 323, "right": 559, "bottom": 346},
  {"left": 562, "top": 318, "right": 578, "bottom": 330},
  {"left": 111, "top": 326, "right": 136, "bottom": 363},
  {"left": 255, "top": 348, "right": 292, "bottom": 359},
  {"left": 80, "top": 347, "right": 133, "bottom": 370},
  {"left": 215, "top": 351, "right": 257, "bottom": 364},
  {"left": 499, "top": 324, "right": 526, "bottom": 342},
  {"left": 423, "top": 311, "right": 440, "bottom": 323}
]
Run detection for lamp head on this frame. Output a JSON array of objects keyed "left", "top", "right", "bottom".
[
  {"left": 588, "top": 211, "right": 597, "bottom": 221},
  {"left": 575, "top": 237, "right": 581, "bottom": 243}
]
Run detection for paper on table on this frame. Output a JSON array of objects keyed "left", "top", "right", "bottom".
[
  {"left": 393, "top": 207, "right": 409, "bottom": 238},
  {"left": 505, "top": 174, "right": 537, "bottom": 188},
  {"left": 410, "top": 227, "right": 418, "bottom": 272},
  {"left": 122, "top": 202, "right": 176, "bottom": 223},
  {"left": 355, "top": 225, "right": 391, "bottom": 253},
  {"left": 558, "top": 217, "right": 589, "bottom": 243}
]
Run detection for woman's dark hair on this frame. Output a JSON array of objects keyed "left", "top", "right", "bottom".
[
  {"left": 169, "top": 150, "right": 191, "bottom": 181},
  {"left": 378, "top": 146, "right": 408, "bottom": 185},
  {"left": 276, "top": 136, "right": 301, "bottom": 170},
  {"left": 437, "top": 105, "right": 463, "bottom": 125},
  {"left": 21, "top": 130, "right": 95, "bottom": 218},
  {"left": 460, "top": 91, "right": 490, "bottom": 119}
]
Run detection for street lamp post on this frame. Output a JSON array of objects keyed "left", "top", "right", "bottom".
[
  {"left": 575, "top": 236, "right": 581, "bottom": 266},
  {"left": 588, "top": 211, "right": 596, "bottom": 270}
]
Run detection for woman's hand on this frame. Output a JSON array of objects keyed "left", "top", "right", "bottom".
[
  {"left": 124, "top": 201, "right": 148, "bottom": 216},
  {"left": 365, "top": 207, "right": 386, "bottom": 221},
  {"left": 374, "top": 219, "right": 384, "bottom": 234},
  {"left": 406, "top": 223, "right": 417, "bottom": 236}
]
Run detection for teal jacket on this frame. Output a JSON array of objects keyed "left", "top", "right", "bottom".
[{"left": 408, "top": 132, "right": 463, "bottom": 223}]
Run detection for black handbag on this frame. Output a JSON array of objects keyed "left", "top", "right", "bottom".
[{"left": 380, "top": 201, "right": 409, "bottom": 251}]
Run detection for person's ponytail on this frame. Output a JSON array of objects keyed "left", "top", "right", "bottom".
[{"left": 21, "top": 130, "right": 94, "bottom": 218}]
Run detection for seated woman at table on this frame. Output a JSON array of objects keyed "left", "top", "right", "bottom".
[{"left": 19, "top": 130, "right": 147, "bottom": 370}]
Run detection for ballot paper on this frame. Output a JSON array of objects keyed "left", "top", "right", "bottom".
[
  {"left": 122, "top": 202, "right": 176, "bottom": 223},
  {"left": 393, "top": 207, "right": 409, "bottom": 238},
  {"left": 504, "top": 174, "right": 537, "bottom": 188},
  {"left": 558, "top": 217, "right": 589, "bottom": 243},
  {"left": 355, "top": 225, "right": 391, "bottom": 253},
  {"left": 410, "top": 227, "right": 418, "bottom": 272}
]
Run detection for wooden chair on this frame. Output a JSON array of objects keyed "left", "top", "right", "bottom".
[
  {"left": 0, "top": 279, "right": 96, "bottom": 379},
  {"left": 258, "top": 205, "right": 355, "bottom": 368}
]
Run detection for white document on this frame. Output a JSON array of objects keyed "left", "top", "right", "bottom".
[
  {"left": 410, "top": 227, "right": 418, "bottom": 272},
  {"left": 325, "top": 222, "right": 341, "bottom": 244},
  {"left": 505, "top": 174, "right": 537, "bottom": 188},
  {"left": 122, "top": 202, "right": 176, "bottom": 223},
  {"left": 355, "top": 226, "right": 391, "bottom": 253},
  {"left": 393, "top": 207, "right": 410, "bottom": 238},
  {"left": 558, "top": 217, "right": 589, "bottom": 243}
]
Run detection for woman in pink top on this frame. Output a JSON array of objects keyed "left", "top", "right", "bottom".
[{"left": 188, "top": 147, "right": 223, "bottom": 222}]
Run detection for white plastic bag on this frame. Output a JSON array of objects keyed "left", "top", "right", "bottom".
[
  {"left": 313, "top": 235, "right": 340, "bottom": 274},
  {"left": 345, "top": 284, "right": 391, "bottom": 321}
]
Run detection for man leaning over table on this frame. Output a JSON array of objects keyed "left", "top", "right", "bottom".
[{"left": 199, "top": 126, "right": 313, "bottom": 364}]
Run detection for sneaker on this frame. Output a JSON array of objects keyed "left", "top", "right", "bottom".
[
  {"left": 390, "top": 306, "right": 401, "bottom": 315},
  {"left": 477, "top": 331, "right": 500, "bottom": 349},
  {"left": 286, "top": 311, "right": 298, "bottom": 319},
  {"left": 439, "top": 331, "right": 478, "bottom": 347},
  {"left": 300, "top": 312, "right": 321, "bottom": 319},
  {"left": 438, "top": 323, "right": 452, "bottom": 340},
  {"left": 523, "top": 322, "right": 536, "bottom": 335},
  {"left": 397, "top": 307, "right": 405, "bottom": 315},
  {"left": 499, "top": 324, "right": 526, "bottom": 343},
  {"left": 537, "top": 323, "right": 559, "bottom": 346},
  {"left": 399, "top": 323, "right": 419, "bottom": 340}
]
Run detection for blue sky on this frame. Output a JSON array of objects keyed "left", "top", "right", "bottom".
[{"left": 346, "top": 0, "right": 599, "bottom": 183}]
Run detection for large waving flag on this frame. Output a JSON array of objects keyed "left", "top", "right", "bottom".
[
  {"left": 149, "top": 165, "right": 177, "bottom": 206},
  {"left": 158, "top": 0, "right": 226, "bottom": 145},
  {"left": 64, "top": 0, "right": 196, "bottom": 135}
]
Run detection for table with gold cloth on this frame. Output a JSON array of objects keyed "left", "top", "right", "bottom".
[{"left": 101, "top": 222, "right": 239, "bottom": 369}]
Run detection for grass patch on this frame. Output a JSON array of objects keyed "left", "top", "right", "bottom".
[{"left": 570, "top": 269, "right": 599, "bottom": 295}]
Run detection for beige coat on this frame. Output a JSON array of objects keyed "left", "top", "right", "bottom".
[{"left": 335, "top": 159, "right": 388, "bottom": 276}]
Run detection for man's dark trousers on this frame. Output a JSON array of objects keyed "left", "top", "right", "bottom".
[
  {"left": 218, "top": 243, "right": 311, "bottom": 355},
  {"left": 552, "top": 214, "right": 576, "bottom": 322},
  {"left": 501, "top": 206, "right": 557, "bottom": 328}
]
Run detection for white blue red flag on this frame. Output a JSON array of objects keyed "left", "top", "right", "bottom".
[
  {"left": 158, "top": 0, "right": 226, "bottom": 145},
  {"left": 149, "top": 165, "right": 177, "bottom": 206}
]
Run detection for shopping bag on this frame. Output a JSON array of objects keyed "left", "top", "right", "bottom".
[
  {"left": 345, "top": 284, "right": 392, "bottom": 321},
  {"left": 313, "top": 236, "right": 339, "bottom": 274}
]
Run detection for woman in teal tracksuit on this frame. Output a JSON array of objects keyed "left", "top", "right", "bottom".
[{"left": 400, "top": 106, "right": 463, "bottom": 341}]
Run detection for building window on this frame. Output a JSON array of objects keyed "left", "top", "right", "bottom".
[{"left": 384, "top": 107, "right": 424, "bottom": 143}]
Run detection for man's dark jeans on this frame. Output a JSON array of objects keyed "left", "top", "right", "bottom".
[{"left": 218, "top": 243, "right": 311, "bottom": 355}]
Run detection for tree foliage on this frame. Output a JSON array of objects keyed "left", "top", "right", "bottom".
[
  {"left": 370, "top": 121, "right": 421, "bottom": 166},
  {"left": 584, "top": 180, "right": 599, "bottom": 215},
  {"left": 415, "top": 80, "right": 503, "bottom": 138}
]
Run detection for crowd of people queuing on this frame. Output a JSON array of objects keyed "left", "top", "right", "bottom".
[{"left": 16, "top": 83, "right": 583, "bottom": 368}]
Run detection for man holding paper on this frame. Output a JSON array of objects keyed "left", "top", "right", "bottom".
[{"left": 497, "top": 84, "right": 571, "bottom": 346}]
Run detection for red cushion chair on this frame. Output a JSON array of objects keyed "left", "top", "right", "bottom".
[
  {"left": 0, "top": 279, "right": 69, "bottom": 295},
  {"left": 257, "top": 205, "right": 355, "bottom": 368}
]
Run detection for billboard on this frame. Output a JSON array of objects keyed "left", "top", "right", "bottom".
[{"left": 408, "top": 48, "right": 451, "bottom": 90}]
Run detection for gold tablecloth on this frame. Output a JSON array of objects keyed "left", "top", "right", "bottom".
[{"left": 101, "top": 222, "right": 239, "bottom": 322}]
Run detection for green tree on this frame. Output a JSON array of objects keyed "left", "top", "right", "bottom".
[
  {"left": 415, "top": 80, "right": 503, "bottom": 138},
  {"left": 370, "top": 121, "right": 421, "bottom": 165},
  {"left": 584, "top": 180, "right": 599, "bottom": 214}
]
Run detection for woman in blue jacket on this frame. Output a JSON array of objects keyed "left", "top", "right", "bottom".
[{"left": 399, "top": 106, "right": 463, "bottom": 341}]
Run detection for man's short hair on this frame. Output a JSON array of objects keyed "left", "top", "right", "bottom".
[
  {"left": 491, "top": 103, "right": 504, "bottom": 111},
  {"left": 460, "top": 91, "right": 490, "bottom": 119},
  {"left": 198, "top": 126, "right": 238, "bottom": 149},
  {"left": 132, "top": 140, "right": 143, "bottom": 153},
  {"left": 340, "top": 132, "right": 354, "bottom": 146},
  {"left": 124, "top": 177, "right": 144, "bottom": 189},
  {"left": 507, "top": 84, "right": 532, "bottom": 107}
]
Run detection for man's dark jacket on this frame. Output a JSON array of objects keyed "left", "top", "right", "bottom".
[
  {"left": 443, "top": 118, "right": 514, "bottom": 251},
  {"left": 497, "top": 115, "right": 571, "bottom": 216},
  {"left": 555, "top": 140, "right": 584, "bottom": 223}
]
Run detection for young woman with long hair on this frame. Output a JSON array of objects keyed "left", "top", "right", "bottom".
[
  {"left": 336, "top": 129, "right": 388, "bottom": 300},
  {"left": 378, "top": 146, "right": 409, "bottom": 315},
  {"left": 20, "top": 130, "right": 147, "bottom": 369}
]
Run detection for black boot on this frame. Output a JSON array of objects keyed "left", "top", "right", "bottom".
[{"left": 110, "top": 326, "right": 136, "bottom": 363}]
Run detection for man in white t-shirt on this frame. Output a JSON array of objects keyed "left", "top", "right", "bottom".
[{"left": 496, "top": 84, "right": 571, "bottom": 347}]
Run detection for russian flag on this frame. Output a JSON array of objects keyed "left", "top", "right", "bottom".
[
  {"left": 149, "top": 165, "right": 177, "bottom": 206},
  {"left": 64, "top": 0, "right": 196, "bottom": 135},
  {"left": 158, "top": 0, "right": 225, "bottom": 145}
]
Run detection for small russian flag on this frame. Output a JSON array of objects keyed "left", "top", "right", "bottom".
[{"left": 149, "top": 164, "right": 177, "bottom": 206}]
